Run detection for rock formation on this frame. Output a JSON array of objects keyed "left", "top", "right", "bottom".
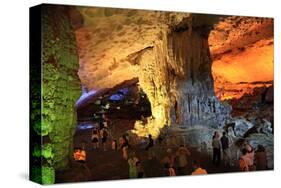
[
  {"left": 31, "top": 5, "right": 81, "bottom": 184},
  {"left": 73, "top": 8, "right": 231, "bottom": 137},
  {"left": 32, "top": 5, "right": 273, "bottom": 183},
  {"left": 209, "top": 16, "right": 273, "bottom": 100}
]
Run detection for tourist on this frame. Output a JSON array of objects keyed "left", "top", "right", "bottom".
[
  {"left": 255, "top": 145, "right": 267, "bottom": 170},
  {"left": 91, "top": 128, "right": 99, "bottom": 149},
  {"left": 239, "top": 148, "right": 249, "bottom": 171},
  {"left": 162, "top": 148, "right": 176, "bottom": 169},
  {"left": 212, "top": 131, "right": 221, "bottom": 166},
  {"left": 119, "top": 136, "right": 124, "bottom": 148},
  {"left": 100, "top": 127, "right": 109, "bottom": 151},
  {"left": 123, "top": 132, "right": 130, "bottom": 143},
  {"left": 102, "top": 113, "right": 108, "bottom": 127},
  {"left": 157, "top": 132, "right": 164, "bottom": 146},
  {"left": 245, "top": 143, "right": 256, "bottom": 171},
  {"left": 111, "top": 139, "right": 117, "bottom": 150},
  {"left": 99, "top": 121, "right": 104, "bottom": 130},
  {"left": 145, "top": 134, "right": 154, "bottom": 160},
  {"left": 200, "top": 141, "right": 208, "bottom": 154},
  {"left": 73, "top": 147, "right": 86, "bottom": 163},
  {"left": 136, "top": 161, "right": 145, "bottom": 178},
  {"left": 176, "top": 145, "right": 191, "bottom": 175},
  {"left": 128, "top": 151, "right": 139, "bottom": 178},
  {"left": 220, "top": 131, "right": 231, "bottom": 166},
  {"left": 191, "top": 160, "right": 207, "bottom": 175},
  {"left": 120, "top": 135, "right": 129, "bottom": 160},
  {"left": 227, "top": 127, "right": 236, "bottom": 166}
]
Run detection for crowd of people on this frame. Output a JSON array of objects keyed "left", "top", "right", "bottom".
[
  {"left": 72, "top": 117, "right": 268, "bottom": 179},
  {"left": 211, "top": 131, "right": 268, "bottom": 172}
]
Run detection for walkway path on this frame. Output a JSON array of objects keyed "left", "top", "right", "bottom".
[{"left": 56, "top": 132, "right": 238, "bottom": 183}]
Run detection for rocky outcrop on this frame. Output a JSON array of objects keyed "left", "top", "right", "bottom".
[
  {"left": 229, "top": 85, "right": 273, "bottom": 110},
  {"left": 131, "top": 15, "right": 232, "bottom": 137},
  {"left": 209, "top": 16, "right": 273, "bottom": 59},
  {"left": 232, "top": 118, "right": 255, "bottom": 137},
  {"left": 39, "top": 5, "right": 81, "bottom": 181},
  {"left": 223, "top": 113, "right": 274, "bottom": 169},
  {"left": 74, "top": 10, "right": 231, "bottom": 137}
]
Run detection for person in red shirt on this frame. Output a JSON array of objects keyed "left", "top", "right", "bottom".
[{"left": 73, "top": 147, "right": 86, "bottom": 163}]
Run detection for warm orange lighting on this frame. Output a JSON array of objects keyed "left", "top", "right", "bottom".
[{"left": 212, "top": 39, "right": 273, "bottom": 100}]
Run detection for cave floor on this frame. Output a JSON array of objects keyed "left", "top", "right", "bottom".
[{"left": 55, "top": 119, "right": 241, "bottom": 183}]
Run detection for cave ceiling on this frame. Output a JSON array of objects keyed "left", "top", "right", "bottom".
[
  {"left": 209, "top": 16, "right": 273, "bottom": 84},
  {"left": 71, "top": 7, "right": 273, "bottom": 91},
  {"left": 73, "top": 7, "right": 189, "bottom": 90}
]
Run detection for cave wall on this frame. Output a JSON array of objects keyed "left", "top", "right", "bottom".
[
  {"left": 169, "top": 25, "right": 231, "bottom": 127},
  {"left": 132, "top": 15, "right": 231, "bottom": 137},
  {"left": 37, "top": 5, "right": 81, "bottom": 183},
  {"left": 209, "top": 17, "right": 274, "bottom": 100},
  {"left": 72, "top": 9, "right": 231, "bottom": 138}
]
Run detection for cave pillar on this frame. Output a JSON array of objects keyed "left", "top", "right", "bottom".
[
  {"left": 133, "top": 15, "right": 231, "bottom": 138},
  {"left": 167, "top": 15, "right": 231, "bottom": 128},
  {"left": 41, "top": 5, "right": 81, "bottom": 171}
]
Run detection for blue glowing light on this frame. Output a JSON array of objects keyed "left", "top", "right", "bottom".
[
  {"left": 109, "top": 88, "right": 130, "bottom": 101},
  {"left": 77, "top": 122, "right": 98, "bottom": 130},
  {"left": 119, "top": 88, "right": 129, "bottom": 94},
  {"left": 109, "top": 94, "right": 124, "bottom": 101},
  {"left": 75, "top": 86, "right": 97, "bottom": 107}
]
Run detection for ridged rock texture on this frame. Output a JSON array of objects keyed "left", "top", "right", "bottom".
[
  {"left": 32, "top": 5, "right": 81, "bottom": 184},
  {"left": 73, "top": 8, "right": 231, "bottom": 137}
]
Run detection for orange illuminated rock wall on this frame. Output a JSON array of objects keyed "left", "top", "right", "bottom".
[
  {"left": 212, "top": 39, "right": 273, "bottom": 100},
  {"left": 209, "top": 17, "right": 273, "bottom": 100}
]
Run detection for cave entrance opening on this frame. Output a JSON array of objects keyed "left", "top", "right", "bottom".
[{"left": 74, "top": 80, "right": 152, "bottom": 148}]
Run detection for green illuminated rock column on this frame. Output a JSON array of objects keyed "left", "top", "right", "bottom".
[
  {"left": 31, "top": 5, "right": 81, "bottom": 184},
  {"left": 42, "top": 5, "right": 81, "bottom": 170}
]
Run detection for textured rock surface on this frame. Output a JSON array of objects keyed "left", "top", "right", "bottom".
[
  {"left": 73, "top": 9, "right": 231, "bottom": 137},
  {"left": 168, "top": 125, "right": 221, "bottom": 153},
  {"left": 232, "top": 118, "right": 254, "bottom": 137},
  {"left": 209, "top": 16, "right": 273, "bottom": 57},
  {"left": 209, "top": 17, "right": 273, "bottom": 100},
  {"left": 229, "top": 85, "right": 273, "bottom": 110},
  {"left": 31, "top": 6, "right": 274, "bottom": 183},
  {"left": 41, "top": 5, "right": 81, "bottom": 173}
]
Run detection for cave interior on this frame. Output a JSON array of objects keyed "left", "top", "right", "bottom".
[{"left": 35, "top": 5, "right": 274, "bottom": 183}]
